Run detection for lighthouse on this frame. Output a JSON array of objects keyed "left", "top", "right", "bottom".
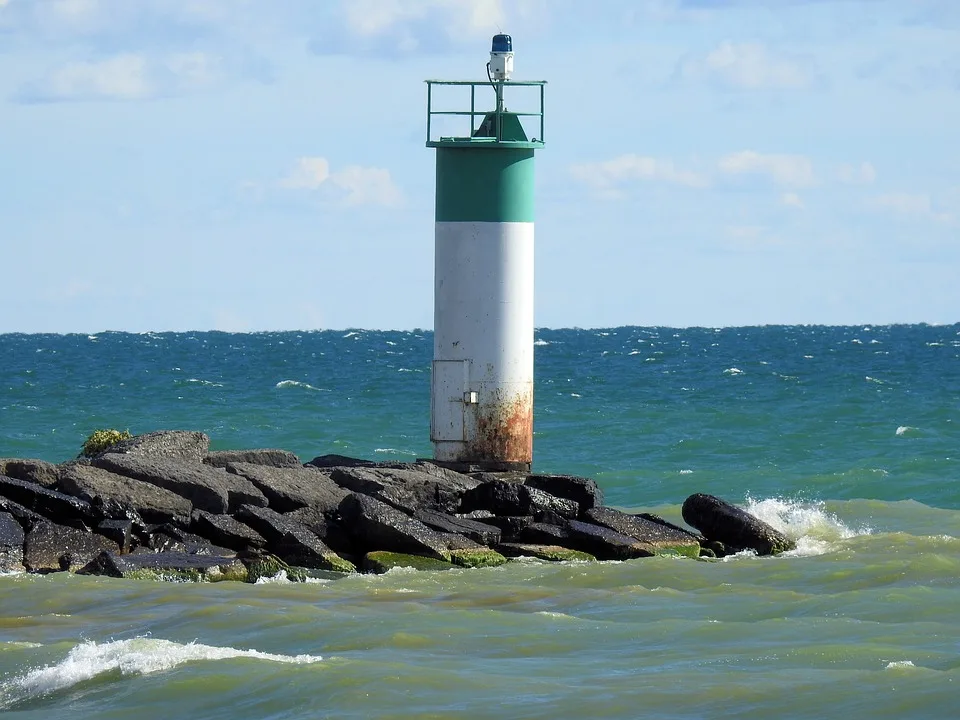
[{"left": 426, "top": 35, "right": 545, "bottom": 471}]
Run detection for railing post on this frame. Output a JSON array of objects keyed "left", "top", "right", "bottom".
[{"left": 426, "top": 82, "right": 432, "bottom": 144}]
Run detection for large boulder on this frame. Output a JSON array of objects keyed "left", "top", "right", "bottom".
[
  {"left": 97, "top": 430, "right": 210, "bottom": 463},
  {"left": 236, "top": 505, "right": 354, "bottom": 572},
  {"left": 80, "top": 550, "right": 247, "bottom": 582},
  {"left": 204, "top": 449, "right": 301, "bottom": 469},
  {"left": 0, "top": 475, "right": 99, "bottom": 529},
  {"left": 0, "top": 512, "right": 25, "bottom": 571},
  {"left": 226, "top": 463, "right": 348, "bottom": 513},
  {"left": 59, "top": 463, "right": 192, "bottom": 524},
  {"left": 305, "top": 454, "right": 377, "bottom": 469},
  {"left": 338, "top": 493, "right": 453, "bottom": 561},
  {"left": 23, "top": 520, "right": 118, "bottom": 572},
  {"left": 525, "top": 474, "right": 604, "bottom": 511},
  {"left": 0, "top": 459, "right": 60, "bottom": 489},
  {"left": 92, "top": 455, "right": 267, "bottom": 514},
  {"left": 329, "top": 466, "right": 479, "bottom": 515},
  {"left": 0, "top": 496, "right": 43, "bottom": 530},
  {"left": 681, "top": 494, "right": 795, "bottom": 556},
  {"left": 584, "top": 507, "right": 701, "bottom": 558},
  {"left": 564, "top": 520, "right": 659, "bottom": 561}
]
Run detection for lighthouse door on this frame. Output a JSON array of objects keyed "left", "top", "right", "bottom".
[{"left": 431, "top": 360, "right": 467, "bottom": 442}]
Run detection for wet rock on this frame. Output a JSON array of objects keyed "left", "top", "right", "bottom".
[
  {"left": 681, "top": 493, "right": 795, "bottom": 556},
  {"left": 461, "top": 479, "right": 579, "bottom": 518},
  {"left": 330, "top": 466, "right": 479, "bottom": 515},
  {"left": 236, "top": 505, "right": 355, "bottom": 572},
  {"left": 0, "top": 512, "right": 25, "bottom": 571},
  {"left": 519, "top": 522, "right": 570, "bottom": 545},
  {"left": 204, "top": 449, "right": 302, "bottom": 469},
  {"left": 227, "top": 463, "right": 348, "bottom": 513},
  {"left": 93, "top": 455, "right": 267, "bottom": 514},
  {"left": 190, "top": 511, "right": 266, "bottom": 553},
  {"left": 585, "top": 507, "right": 701, "bottom": 558},
  {"left": 305, "top": 454, "right": 377, "bottom": 469},
  {"left": 362, "top": 551, "right": 455, "bottom": 574},
  {"left": 0, "top": 497, "right": 43, "bottom": 530},
  {"left": 97, "top": 519, "right": 133, "bottom": 553},
  {"left": 413, "top": 510, "right": 502, "bottom": 546},
  {"left": 496, "top": 543, "right": 596, "bottom": 562},
  {"left": 59, "top": 463, "right": 193, "bottom": 524},
  {"left": 565, "top": 520, "right": 657, "bottom": 561},
  {"left": 23, "top": 520, "right": 118, "bottom": 572},
  {"left": 0, "top": 475, "right": 98, "bottom": 529},
  {"left": 480, "top": 515, "right": 535, "bottom": 541},
  {"left": 525, "top": 474, "right": 604, "bottom": 512},
  {"left": 100, "top": 430, "right": 210, "bottom": 463},
  {"left": 144, "top": 524, "right": 236, "bottom": 557},
  {"left": 338, "top": 493, "right": 452, "bottom": 561},
  {"left": 283, "top": 505, "right": 356, "bottom": 556},
  {"left": 80, "top": 550, "right": 247, "bottom": 582},
  {"left": 448, "top": 547, "right": 508, "bottom": 568},
  {"left": 0, "top": 459, "right": 60, "bottom": 489}
]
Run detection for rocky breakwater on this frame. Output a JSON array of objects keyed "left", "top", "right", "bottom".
[{"left": 0, "top": 430, "right": 795, "bottom": 582}]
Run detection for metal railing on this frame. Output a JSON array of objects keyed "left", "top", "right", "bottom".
[{"left": 425, "top": 80, "right": 546, "bottom": 145}]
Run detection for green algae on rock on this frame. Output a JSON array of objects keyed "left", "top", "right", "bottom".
[
  {"left": 448, "top": 548, "right": 508, "bottom": 568},
  {"left": 80, "top": 429, "right": 133, "bottom": 458},
  {"left": 362, "top": 551, "right": 457, "bottom": 574}
]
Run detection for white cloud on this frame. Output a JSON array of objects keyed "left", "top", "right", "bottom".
[
  {"left": 868, "top": 192, "right": 954, "bottom": 223},
  {"left": 280, "top": 157, "right": 402, "bottom": 207},
  {"left": 340, "top": 0, "right": 505, "bottom": 49},
  {"left": 570, "top": 154, "right": 709, "bottom": 196},
  {"left": 40, "top": 54, "right": 150, "bottom": 100},
  {"left": 281, "top": 157, "right": 331, "bottom": 190},
  {"left": 680, "top": 41, "right": 812, "bottom": 90},
  {"left": 781, "top": 192, "right": 805, "bottom": 209},
  {"left": 837, "top": 162, "right": 877, "bottom": 184},
  {"left": 19, "top": 50, "right": 228, "bottom": 101},
  {"left": 719, "top": 151, "right": 816, "bottom": 187}
]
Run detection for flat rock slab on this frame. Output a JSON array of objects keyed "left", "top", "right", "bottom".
[
  {"left": 24, "top": 520, "right": 118, "bottom": 572},
  {"left": 519, "top": 522, "right": 571, "bottom": 545},
  {"left": 0, "top": 511, "right": 25, "bottom": 571},
  {"left": 339, "top": 493, "right": 453, "bottom": 561},
  {"left": 413, "top": 510, "right": 502, "bottom": 546},
  {"left": 525, "top": 474, "right": 604, "bottom": 511},
  {"left": 204, "top": 449, "right": 301, "bottom": 469},
  {"left": 236, "top": 505, "right": 354, "bottom": 572},
  {"left": 101, "top": 430, "right": 210, "bottom": 463},
  {"left": 566, "top": 520, "right": 657, "bottom": 561},
  {"left": 682, "top": 493, "right": 795, "bottom": 556},
  {"left": 362, "top": 551, "right": 456, "bottom": 574},
  {"left": 93, "top": 455, "right": 267, "bottom": 514},
  {"left": 0, "top": 497, "right": 42, "bottom": 529},
  {"left": 0, "top": 475, "right": 97, "bottom": 529},
  {"left": 190, "top": 511, "right": 266, "bottom": 552},
  {"left": 81, "top": 550, "right": 247, "bottom": 582},
  {"left": 585, "top": 507, "right": 701, "bottom": 558},
  {"left": 497, "top": 543, "right": 596, "bottom": 563},
  {"left": 0, "top": 459, "right": 60, "bottom": 489},
  {"left": 330, "top": 466, "right": 479, "bottom": 515},
  {"left": 227, "top": 463, "right": 348, "bottom": 513},
  {"left": 59, "top": 463, "right": 192, "bottom": 524},
  {"left": 306, "top": 454, "right": 377, "bottom": 469}
]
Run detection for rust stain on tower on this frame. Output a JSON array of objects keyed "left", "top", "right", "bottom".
[{"left": 466, "top": 388, "right": 533, "bottom": 465}]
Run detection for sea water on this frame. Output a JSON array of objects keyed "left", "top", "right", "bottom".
[{"left": 0, "top": 325, "right": 958, "bottom": 718}]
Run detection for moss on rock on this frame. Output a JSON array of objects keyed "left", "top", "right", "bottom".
[
  {"left": 363, "top": 551, "right": 456, "bottom": 574},
  {"left": 448, "top": 548, "right": 508, "bottom": 568}
]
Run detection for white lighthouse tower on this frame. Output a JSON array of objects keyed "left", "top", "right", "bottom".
[{"left": 425, "top": 35, "right": 545, "bottom": 471}]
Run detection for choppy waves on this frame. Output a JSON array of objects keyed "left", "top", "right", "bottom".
[{"left": 1, "top": 638, "right": 322, "bottom": 708}]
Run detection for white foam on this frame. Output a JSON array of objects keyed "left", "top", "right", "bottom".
[
  {"left": 723, "top": 367, "right": 744, "bottom": 375},
  {"left": 275, "top": 380, "right": 328, "bottom": 392},
  {"left": 2, "top": 638, "right": 321, "bottom": 706},
  {"left": 885, "top": 660, "right": 915, "bottom": 669},
  {"left": 895, "top": 425, "right": 916, "bottom": 436},
  {"left": 534, "top": 339, "right": 549, "bottom": 346},
  {"left": 742, "top": 497, "right": 870, "bottom": 557},
  {"left": 373, "top": 447, "right": 417, "bottom": 456}
]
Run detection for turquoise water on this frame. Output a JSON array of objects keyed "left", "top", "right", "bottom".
[{"left": 1, "top": 326, "right": 958, "bottom": 717}]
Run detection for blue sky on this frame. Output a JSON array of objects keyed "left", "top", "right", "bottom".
[{"left": 1, "top": 0, "right": 958, "bottom": 332}]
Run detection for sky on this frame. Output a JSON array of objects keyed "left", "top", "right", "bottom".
[{"left": 1, "top": 0, "right": 958, "bottom": 333}]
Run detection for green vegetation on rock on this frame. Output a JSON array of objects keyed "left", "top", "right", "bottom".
[
  {"left": 449, "top": 548, "right": 508, "bottom": 568},
  {"left": 81, "top": 428, "right": 133, "bottom": 457},
  {"left": 363, "top": 551, "right": 456, "bottom": 574},
  {"left": 526, "top": 547, "right": 596, "bottom": 563},
  {"left": 246, "top": 556, "right": 306, "bottom": 583}
]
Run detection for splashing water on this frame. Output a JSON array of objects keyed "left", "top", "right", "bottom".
[{"left": 742, "top": 496, "right": 871, "bottom": 556}]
